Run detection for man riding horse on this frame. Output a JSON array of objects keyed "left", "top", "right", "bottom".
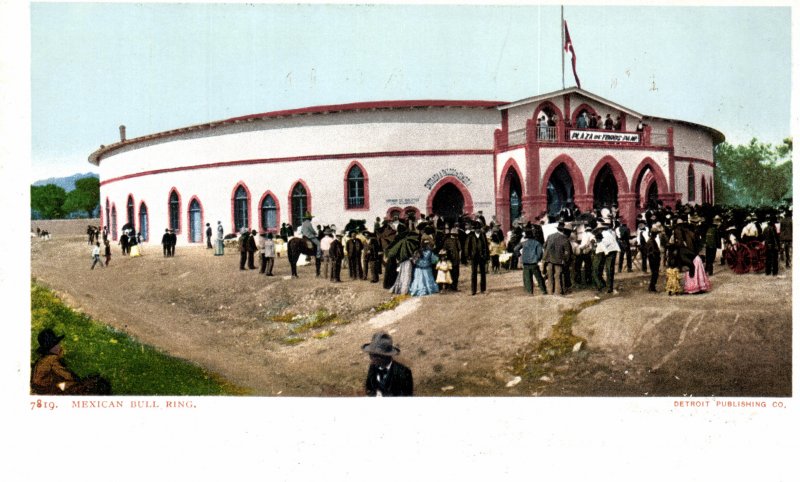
[{"left": 287, "top": 212, "right": 322, "bottom": 277}]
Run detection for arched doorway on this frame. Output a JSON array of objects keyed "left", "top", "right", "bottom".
[
  {"left": 593, "top": 164, "right": 618, "bottom": 209},
  {"left": 505, "top": 168, "right": 522, "bottom": 224},
  {"left": 188, "top": 199, "right": 202, "bottom": 243},
  {"left": 431, "top": 183, "right": 465, "bottom": 224},
  {"left": 646, "top": 181, "right": 659, "bottom": 209},
  {"left": 547, "top": 164, "right": 575, "bottom": 218},
  {"left": 138, "top": 203, "right": 149, "bottom": 241}
]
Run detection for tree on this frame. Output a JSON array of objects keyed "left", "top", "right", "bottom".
[
  {"left": 62, "top": 177, "right": 100, "bottom": 217},
  {"left": 713, "top": 137, "right": 792, "bottom": 205},
  {"left": 30, "top": 184, "right": 67, "bottom": 220}
]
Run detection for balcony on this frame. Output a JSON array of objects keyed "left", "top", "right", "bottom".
[{"left": 499, "top": 122, "right": 672, "bottom": 149}]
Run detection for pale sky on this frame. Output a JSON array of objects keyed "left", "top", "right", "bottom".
[{"left": 26, "top": 3, "right": 793, "bottom": 181}]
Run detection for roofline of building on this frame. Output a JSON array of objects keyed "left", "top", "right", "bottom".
[
  {"left": 499, "top": 86, "right": 724, "bottom": 145},
  {"left": 88, "top": 100, "right": 507, "bottom": 165},
  {"left": 498, "top": 86, "right": 644, "bottom": 119},
  {"left": 643, "top": 115, "right": 726, "bottom": 145}
]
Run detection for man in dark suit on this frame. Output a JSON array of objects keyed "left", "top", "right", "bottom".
[
  {"left": 464, "top": 222, "right": 490, "bottom": 295},
  {"left": 346, "top": 231, "right": 363, "bottom": 280},
  {"left": 161, "top": 229, "right": 170, "bottom": 257},
  {"left": 168, "top": 229, "right": 177, "bottom": 256},
  {"left": 205, "top": 223, "right": 213, "bottom": 249},
  {"left": 329, "top": 232, "right": 344, "bottom": 282},
  {"left": 362, "top": 332, "right": 413, "bottom": 397},
  {"left": 646, "top": 223, "right": 662, "bottom": 292},
  {"left": 442, "top": 227, "right": 461, "bottom": 291}
]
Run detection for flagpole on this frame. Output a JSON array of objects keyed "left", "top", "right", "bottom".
[{"left": 561, "top": 5, "right": 565, "bottom": 90}]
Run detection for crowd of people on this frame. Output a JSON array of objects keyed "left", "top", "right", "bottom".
[{"left": 228, "top": 198, "right": 791, "bottom": 300}]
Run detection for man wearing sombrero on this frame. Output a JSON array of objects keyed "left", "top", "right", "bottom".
[
  {"left": 362, "top": 332, "right": 413, "bottom": 397},
  {"left": 300, "top": 212, "right": 321, "bottom": 258}
]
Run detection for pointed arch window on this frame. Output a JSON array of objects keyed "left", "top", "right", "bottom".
[
  {"left": 105, "top": 198, "right": 110, "bottom": 231},
  {"left": 687, "top": 165, "right": 696, "bottom": 203},
  {"left": 127, "top": 195, "right": 135, "bottom": 228},
  {"left": 169, "top": 189, "right": 181, "bottom": 232},
  {"left": 261, "top": 194, "right": 278, "bottom": 231},
  {"left": 291, "top": 183, "right": 308, "bottom": 227},
  {"left": 346, "top": 164, "right": 365, "bottom": 209},
  {"left": 111, "top": 205, "right": 118, "bottom": 241},
  {"left": 233, "top": 185, "right": 249, "bottom": 232}
]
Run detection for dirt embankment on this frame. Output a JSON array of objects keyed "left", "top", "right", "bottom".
[
  {"left": 30, "top": 234, "right": 792, "bottom": 397},
  {"left": 31, "top": 218, "right": 100, "bottom": 236}
]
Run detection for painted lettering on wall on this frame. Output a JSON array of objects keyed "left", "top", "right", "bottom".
[
  {"left": 385, "top": 198, "right": 419, "bottom": 205},
  {"left": 424, "top": 168, "right": 472, "bottom": 189},
  {"left": 569, "top": 130, "right": 640, "bottom": 143}
]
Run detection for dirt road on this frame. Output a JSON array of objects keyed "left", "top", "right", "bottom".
[{"left": 31, "top": 230, "right": 791, "bottom": 397}]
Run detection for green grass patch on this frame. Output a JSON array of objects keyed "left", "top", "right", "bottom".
[
  {"left": 510, "top": 300, "right": 597, "bottom": 378},
  {"left": 31, "top": 280, "right": 247, "bottom": 395},
  {"left": 373, "top": 294, "right": 410, "bottom": 313},
  {"left": 273, "top": 309, "right": 347, "bottom": 344}
]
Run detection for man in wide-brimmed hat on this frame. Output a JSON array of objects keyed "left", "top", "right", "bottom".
[
  {"left": 30, "top": 329, "right": 113, "bottom": 395},
  {"left": 300, "top": 212, "right": 321, "bottom": 258},
  {"left": 464, "top": 220, "right": 490, "bottom": 295},
  {"left": 362, "top": 332, "right": 413, "bottom": 397}
]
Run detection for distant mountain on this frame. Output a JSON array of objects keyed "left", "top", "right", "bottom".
[{"left": 32, "top": 172, "right": 98, "bottom": 192}]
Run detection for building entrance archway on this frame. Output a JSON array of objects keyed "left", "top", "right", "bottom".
[
  {"left": 546, "top": 164, "right": 574, "bottom": 218},
  {"left": 505, "top": 168, "right": 522, "bottom": 224},
  {"left": 431, "top": 182, "right": 465, "bottom": 224},
  {"left": 593, "top": 164, "right": 619, "bottom": 209}
]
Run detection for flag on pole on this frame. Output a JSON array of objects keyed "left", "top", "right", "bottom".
[{"left": 563, "top": 20, "right": 581, "bottom": 89}]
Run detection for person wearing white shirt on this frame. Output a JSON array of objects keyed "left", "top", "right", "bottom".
[
  {"left": 90, "top": 242, "right": 104, "bottom": 270},
  {"left": 601, "top": 224, "right": 620, "bottom": 293}
]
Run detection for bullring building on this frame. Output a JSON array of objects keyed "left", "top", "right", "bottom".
[{"left": 89, "top": 87, "right": 723, "bottom": 245}]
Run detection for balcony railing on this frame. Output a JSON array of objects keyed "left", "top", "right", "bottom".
[
  {"left": 508, "top": 128, "right": 526, "bottom": 146},
  {"left": 499, "top": 123, "right": 672, "bottom": 149}
]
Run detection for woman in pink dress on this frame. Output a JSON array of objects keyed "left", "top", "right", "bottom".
[{"left": 683, "top": 255, "right": 711, "bottom": 294}]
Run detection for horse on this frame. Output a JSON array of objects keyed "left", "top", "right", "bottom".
[{"left": 286, "top": 236, "right": 321, "bottom": 278}]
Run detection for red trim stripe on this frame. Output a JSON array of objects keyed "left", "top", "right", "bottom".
[{"left": 99, "top": 149, "right": 493, "bottom": 186}]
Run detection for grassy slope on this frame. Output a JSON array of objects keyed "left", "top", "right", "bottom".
[{"left": 30, "top": 280, "right": 247, "bottom": 395}]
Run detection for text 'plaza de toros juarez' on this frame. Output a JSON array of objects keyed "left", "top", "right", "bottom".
[{"left": 89, "top": 87, "right": 723, "bottom": 245}]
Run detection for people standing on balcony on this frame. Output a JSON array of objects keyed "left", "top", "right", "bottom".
[
  {"left": 604, "top": 114, "right": 614, "bottom": 130},
  {"left": 589, "top": 114, "right": 598, "bottom": 129},
  {"left": 636, "top": 120, "right": 645, "bottom": 132},
  {"left": 577, "top": 112, "right": 589, "bottom": 129},
  {"left": 538, "top": 115, "right": 547, "bottom": 140},
  {"left": 613, "top": 115, "right": 622, "bottom": 131},
  {"left": 547, "top": 115, "right": 557, "bottom": 140}
]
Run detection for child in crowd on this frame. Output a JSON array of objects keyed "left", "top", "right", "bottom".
[
  {"left": 435, "top": 250, "right": 453, "bottom": 292},
  {"left": 665, "top": 253, "right": 683, "bottom": 296}
]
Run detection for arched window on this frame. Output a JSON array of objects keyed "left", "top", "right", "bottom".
[
  {"left": 138, "top": 203, "right": 149, "bottom": 241},
  {"left": 233, "top": 185, "right": 249, "bottom": 231},
  {"left": 687, "top": 165, "right": 696, "bottom": 203},
  {"left": 261, "top": 194, "right": 278, "bottom": 231},
  {"left": 188, "top": 198, "right": 203, "bottom": 243},
  {"left": 169, "top": 189, "right": 181, "bottom": 232},
  {"left": 291, "top": 183, "right": 308, "bottom": 227},
  {"left": 346, "top": 164, "right": 365, "bottom": 208},
  {"left": 105, "top": 198, "right": 110, "bottom": 231},
  {"left": 127, "top": 195, "right": 135, "bottom": 228}
]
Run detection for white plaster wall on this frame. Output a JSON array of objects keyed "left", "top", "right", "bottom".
[
  {"left": 100, "top": 153, "right": 495, "bottom": 245},
  {"left": 674, "top": 160, "right": 714, "bottom": 205},
  {"left": 495, "top": 147, "right": 527, "bottom": 192},
  {"left": 99, "top": 108, "right": 499, "bottom": 180},
  {"left": 672, "top": 124, "right": 714, "bottom": 161},
  {"left": 538, "top": 147, "right": 670, "bottom": 194}
]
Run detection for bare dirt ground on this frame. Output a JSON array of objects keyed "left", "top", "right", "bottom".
[{"left": 30, "top": 223, "right": 791, "bottom": 397}]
